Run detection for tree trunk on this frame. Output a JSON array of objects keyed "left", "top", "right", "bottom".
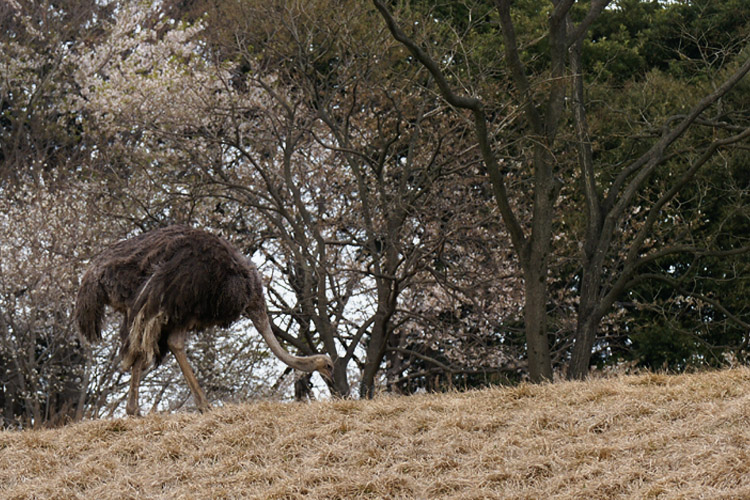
[
  {"left": 330, "top": 358, "right": 351, "bottom": 397},
  {"left": 359, "top": 213, "right": 402, "bottom": 398},
  {"left": 524, "top": 264, "right": 553, "bottom": 382},
  {"left": 359, "top": 273, "right": 399, "bottom": 398},
  {"left": 521, "top": 145, "right": 558, "bottom": 383},
  {"left": 568, "top": 267, "right": 603, "bottom": 379},
  {"left": 359, "top": 303, "right": 390, "bottom": 399}
]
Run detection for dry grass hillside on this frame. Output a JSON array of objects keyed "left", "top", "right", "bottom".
[{"left": 3, "top": 368, "right": 750, "bottom": 499}]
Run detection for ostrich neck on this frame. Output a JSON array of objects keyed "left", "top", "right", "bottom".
[{"left": 252, "top": 312, "right": 317, "bottom": 372}]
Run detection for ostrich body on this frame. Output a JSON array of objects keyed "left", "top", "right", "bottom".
[{"left": 75, "top": 225, "right": 333, "bottom": 415}]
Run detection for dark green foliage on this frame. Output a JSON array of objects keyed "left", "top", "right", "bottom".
[{"left": 584, "top": 0, "right": 750, "bottom": 82}]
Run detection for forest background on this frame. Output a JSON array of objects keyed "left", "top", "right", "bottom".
[{"left": 1, "top": 0, "right": 749, "bottom": 428}]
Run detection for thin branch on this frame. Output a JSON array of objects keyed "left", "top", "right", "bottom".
[
  {"left": 628, "top": 273, "right": 750, "bottom": 331},
  {"left": 372, "top": 0, "right": 480, "bottom": 111},
  {"left": 634, "top": 243, "right": 750, "bottom": 269},
  {"left": 390, "top": 346, "right": 453, "bottom": 372}
]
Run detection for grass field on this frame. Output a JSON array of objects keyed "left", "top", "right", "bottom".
[{"left": 2, "top": 368, "right": 750, "bottom": 499}]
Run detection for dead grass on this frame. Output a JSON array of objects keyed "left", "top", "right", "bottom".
[{"left": 3, "top": 368, "right": 750, "bottom": 499}]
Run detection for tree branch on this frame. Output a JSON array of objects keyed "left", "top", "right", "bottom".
[
  {"left": 569, "top": 33, "right": 601, "bottom": 248},
  {"left": 597, "top": 126, "right": 750, "bottom": 320},
  {"left": 494, "top": 0, "right": 543, "bottom": 135},
  {"left": 627, "top": 273, "right": 750, "bottom": 331},
  {"left": 372, "top": 0, "right": 527, "bottom": 255},
  {"left": 567, "top": 0, "right": 612, "bottom": 47},
  {"left": 604, "top": 55, "right": 750, "bottom": 220}
]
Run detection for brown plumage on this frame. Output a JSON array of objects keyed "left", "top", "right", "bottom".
[{"left": 75, "top": 225, "right": 333, "bottom": 415}]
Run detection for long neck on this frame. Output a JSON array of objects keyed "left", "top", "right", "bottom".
[{"left": 251, "top": 312, "right": 319, "bottom": 372}]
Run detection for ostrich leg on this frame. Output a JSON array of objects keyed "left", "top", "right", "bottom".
[
  {"left": 167, "top": 329, "right": 210, "bottom": 412},
  {"left": 126, "top": 357, "right": 144, "bottom": 416}
]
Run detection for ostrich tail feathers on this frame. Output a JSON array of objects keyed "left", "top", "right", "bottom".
[
  {"left": 121, "top": 274, "right": 168, "bottom": 370},
  {"left": 74, "top": 269, "right": 106, "bottom": 343},
  {"left": 122, "top": 304, "right": 167, "bottom": 370}
]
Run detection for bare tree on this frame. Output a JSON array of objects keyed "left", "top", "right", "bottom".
[{"left": 218, "top": 0, "right": 492, "bottom": 396}]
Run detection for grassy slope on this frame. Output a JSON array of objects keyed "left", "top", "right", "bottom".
[{"left": 2, "top": 368, "right": 750, "bottom": 499}]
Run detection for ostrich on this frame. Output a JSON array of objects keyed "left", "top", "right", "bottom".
[{"left": 74, "top": 225, "right": 334, "bottom": 415}]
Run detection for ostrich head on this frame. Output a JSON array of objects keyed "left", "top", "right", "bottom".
[{"left": 312, "top": 354, "right": 335, "bottom": 382}]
